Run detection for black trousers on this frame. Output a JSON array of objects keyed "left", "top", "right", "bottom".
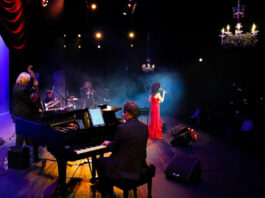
[
  {"left": 94, "top": 157, "right": 108, "bottom": 181},
  {"left": 16, "top": 134, "right": 39, "bottom": 161},
  {"left": 93, "top": 157, "right": 115, "bottom": 188}
]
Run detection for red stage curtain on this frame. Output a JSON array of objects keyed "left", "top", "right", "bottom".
[{"left": 0, "top": 0, "right": 26, "bottom": 49}]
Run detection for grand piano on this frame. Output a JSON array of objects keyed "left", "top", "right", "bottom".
[{"left": 15, "top": 105, "right": 122, "bottom": 192}]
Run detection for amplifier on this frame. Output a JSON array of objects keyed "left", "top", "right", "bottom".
[
  {"left": 170, "top": 130, "right": 193, "bottom": 147},
  {"left": 8, "top": 146, "right": 30, "bottom": 170}
]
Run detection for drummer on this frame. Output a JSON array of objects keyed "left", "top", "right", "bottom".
[{"left": 79, "top": 81, "right": 93, "bottom": 108}]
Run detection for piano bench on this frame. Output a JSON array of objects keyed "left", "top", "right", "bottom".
[{"left": 109, "top": 164, "right": 156, "bottom": 198}]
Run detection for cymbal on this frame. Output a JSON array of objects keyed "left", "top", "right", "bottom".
[{"left": 68, "top": 98, "right": 78, "bottom": 101}]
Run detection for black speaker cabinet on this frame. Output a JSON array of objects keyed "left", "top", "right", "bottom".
[
  {"left": 8, "top": 146, "right": 30, "bottom": 170},
  {"left": 170, "top": 130, "right": 193, "bottom": 147},
  {"left": 171, "top": 127, "right": 188, "bottom": 137},
  {"left": 165, "top": 154, "right": 201, "bottom": 182}
]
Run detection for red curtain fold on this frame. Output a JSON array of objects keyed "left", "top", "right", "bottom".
[
  {"left": 1, "top": 19, "right": 25, "bottom": 34},
  {"left": 0, "top": 0, "right": 26, "bottom": 50},
  {"left": 4, "top": 7, "right": 23, "bottom": 22},
  {"left": 11, "top": 39, "right": 26, "bottom": 49},
  {"left": 2, "top": 0, "right": 15, "bottom": 3},
  {"left": 0, "top": 0, "right": 22, "bottom": 13},
  {"left": 18, "top": 29, "right": 25, "bottom": 39}
]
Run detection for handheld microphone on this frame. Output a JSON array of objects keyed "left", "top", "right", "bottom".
[{"left": 161, "top": 89, "right": 167, "bottom": 93}]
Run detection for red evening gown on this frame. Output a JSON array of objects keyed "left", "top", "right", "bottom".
[{"left": 148, "top": 95, "right": 163, "bottom": 139}]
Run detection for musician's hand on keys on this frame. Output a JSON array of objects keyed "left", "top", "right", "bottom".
[{"left": 102, "top": 140, "right": 111, "bottom": 146}]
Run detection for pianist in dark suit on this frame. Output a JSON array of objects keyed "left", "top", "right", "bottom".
[
  {"left": 94, "top": 101, "right": 148, "bottom": 188},
  {"left": 12, "top": 71, "right": 40, "bottom": 162}
]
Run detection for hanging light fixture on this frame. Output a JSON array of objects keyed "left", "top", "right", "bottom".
[
  {"left": 219, "top": 0, "right": 259, "bottom": 47},
  {"left": 41, "top": 0, "right": 48, "bottom": 7},
  {"left": 142, "top": 33, "right": 155, "bottom": 73}
]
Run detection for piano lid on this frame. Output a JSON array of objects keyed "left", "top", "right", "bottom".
[
  {"left": 102, "top": 105, "right": 121, "bottom": 112},
  {"left": 14, "top": 116, "right": 65, "bottom": 146}
]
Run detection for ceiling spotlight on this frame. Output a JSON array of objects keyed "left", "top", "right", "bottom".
[
  {"left": 91, "top": 3, "right": 97, "bottom": 10},
  {"left": 78, "top": 45, "right": 81, "bottom": 49},
  {"left": 130, "top": 43, "right": 134, "bottom": 48},
  {"left": 129, "top": 32, "right": 135, "bottom": 38},
  {"left": 64, "top": 45, "right": 66, "bottom": 48},
  {"left": 78, "top": 34, "right": 81, "bottom": 38},
  {"left": 95, "top": 32, "right": 102, "bottom": 39},
  {"left": 199, "top": 58, "right": 203, "bottom": 62},
  {"left": 97, "top": 44, "right": 101, "bottom": 49},
  {"left": 128, "top": 3, "right": 132, "bottom": 8},
  {"left": 64, "top": 34, "right": 67, "bottom": 38},
  {"left": 123, "top": 12, "right": 127, "bottom": 16}
]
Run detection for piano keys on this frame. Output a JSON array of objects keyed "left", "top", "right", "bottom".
[
  {"left": 14, "top": 105, "right": 122, "bottom": 193},
  {"left": 74, "top": 144, "right": 107, "bottom": 155}
]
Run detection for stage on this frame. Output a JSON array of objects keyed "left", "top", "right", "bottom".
[{"left": 0, "top": 116, "right": 264, "bottom": 198}]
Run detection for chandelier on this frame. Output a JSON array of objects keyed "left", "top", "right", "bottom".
[
  {"left": 142, "top": 33, "right": 155, "bottom": 73},
  {"left": 41, "top": 0, "right": 48, "bottom": 7},
  {"left": 219, "top": 0, "right": 259, "bottom": 47}
]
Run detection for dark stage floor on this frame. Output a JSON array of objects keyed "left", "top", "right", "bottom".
[{"left": 0, "top": 115, "right": 265, "bottom": 198}]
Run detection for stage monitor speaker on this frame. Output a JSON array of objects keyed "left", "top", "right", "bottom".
[
  {"left": 171, "top": 127, "right": 188, "bottom": 137},
  {"left": 170, "top": 130, "right": 192, "bottom": 147},
  {"left": 165, "top": 154, "right": 201, "bottom": 182},
  {"left": 8, "top": 146, "right": 30, "bottom": 170},
  {"left": 0, "top": 137, "right": 5, "bottom": 146}
]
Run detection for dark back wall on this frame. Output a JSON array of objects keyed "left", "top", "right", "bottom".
[{"left": 6, "top": 0, "right": 265, "bottom": 115}]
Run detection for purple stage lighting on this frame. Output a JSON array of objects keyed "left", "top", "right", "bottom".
[{"left": 0, "top": 35, "right": 9, "bottom": 113}]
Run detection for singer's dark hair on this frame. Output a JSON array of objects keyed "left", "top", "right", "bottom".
[{"left": 150, "top": 82, "right": 161, "bottom": 95}]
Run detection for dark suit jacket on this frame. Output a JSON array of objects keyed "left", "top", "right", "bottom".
[
  {"left": 103, "top": 118, "right": 148, "bottom": 180},
  {"left": 12, "top": 83, "right": 38, "bottom": 120}
]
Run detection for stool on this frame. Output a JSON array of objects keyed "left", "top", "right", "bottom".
[{"left": 109, "top": 164, "right": 156, "bottom": 198}]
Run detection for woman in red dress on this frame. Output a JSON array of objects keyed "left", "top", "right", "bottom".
[{"left": 148, "top": 82, "right": 166, "bottom": 139}]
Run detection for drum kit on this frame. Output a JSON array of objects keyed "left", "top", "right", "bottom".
[
  {"left": 45, "top": 89, "right": 111, "bottom": 111},
  {"left": 85, "top": 89, "right": 111, "bottom": 107},
  {"left": 67, "top": 97, "right": 78, "bottom": 110},
  {"left": 45, "top": 97, "right": 78, "bottom": 111}
]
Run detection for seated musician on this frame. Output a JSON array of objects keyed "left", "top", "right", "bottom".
[
  {"left": 12, "top": 69, "right": 40, "bottom": 163},
  {"left": 44, "top": 90, "right": 60, "bottom": 110},
  {"left": 44, "top": 90, "right": 53, "bottom": 103},
  {"left": 80, "top": 81, "right": 92, "bottom": 108},
  {"left": 92, "top": 101, "right": 148, "bottom": 191}
]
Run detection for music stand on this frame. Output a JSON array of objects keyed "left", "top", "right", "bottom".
[{"left": 138, "top": 108, "right": 150, "bottom": 125}]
